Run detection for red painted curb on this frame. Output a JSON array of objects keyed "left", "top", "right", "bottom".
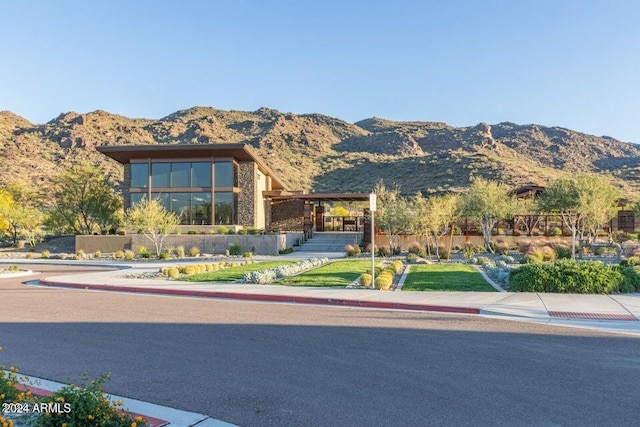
[{"left": 37, "top": 280, "right": 481, "bottom": 315}]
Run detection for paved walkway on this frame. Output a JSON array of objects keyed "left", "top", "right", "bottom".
[{"left": 5, "top": 258, "right": 637, "bottom": 337}]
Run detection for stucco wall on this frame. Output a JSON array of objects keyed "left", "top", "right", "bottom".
[
  {"left": 123, "top": 163, "right": 132, "bottom": 209},
  {"left": 76, "top": 235, "right": 132, "bottom": 253}
]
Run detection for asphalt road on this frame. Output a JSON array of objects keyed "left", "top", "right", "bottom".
[{"left": 1, "top": 264, "right": 639, "bottom": 426}]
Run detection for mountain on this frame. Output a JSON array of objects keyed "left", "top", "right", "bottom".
[{"left": 1, "top": 107, "right": 639, "bottom": 197}]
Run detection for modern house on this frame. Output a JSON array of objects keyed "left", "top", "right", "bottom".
[
  {"left": 97, "top": 143, "right": 289, "bottom": 231},
  {"left": 96, "top": 143, "right": 371, "bottom": 251}
]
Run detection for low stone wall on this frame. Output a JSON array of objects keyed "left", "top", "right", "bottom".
[
  {"left": 76, "top": 233, "right": 304, "bottom": 256},
  {"left": 75, "top": 236, "right": 132, "bottom": 253}
]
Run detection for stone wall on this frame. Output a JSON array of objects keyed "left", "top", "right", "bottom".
[
  {"left": 237, "top": 162, "right": 256, "bottom": 227},
  {"left": 123, "top": 163, "right": 131, "bottom": 209},
  {"left": 77, "top": 233, "right": 304, "bottom": 256},
  {"left": 271, "top": 199, "right": 305, "bottom": 232},
  {"left": 76, "top": 235, "right": 132, "bottom": 253}
]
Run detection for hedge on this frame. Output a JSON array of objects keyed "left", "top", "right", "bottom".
[{"left": 509, "top": 259, "right": 640, "bottom": 294}]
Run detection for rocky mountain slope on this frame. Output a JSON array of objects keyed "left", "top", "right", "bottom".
[{"left": 1, "top": 107, "right": 639, "bottom": 197}]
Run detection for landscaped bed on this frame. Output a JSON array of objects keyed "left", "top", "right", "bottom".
[
  {"left": 277, "top": 259, "right": 372, "bottom": 287},
  {"left": 176, "top": 260, "right": 298, "bottom": 282},
  {"left": 402, "top": 263, "right": 496, "bottom": 292}
]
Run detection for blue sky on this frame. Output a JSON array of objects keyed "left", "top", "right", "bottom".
[{"left": 1, "top": 1, "right": 639, "bottom": 143}]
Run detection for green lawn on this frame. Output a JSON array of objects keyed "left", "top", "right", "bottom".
[
  {"left": 402, "top": 264, "right": 496, "bottom": 292},
  {"left": 277, "top": 259, "right": 372, "bottom": 287},
  {"left": 177, "top": 260, "right": 298, "bottom": 282}
]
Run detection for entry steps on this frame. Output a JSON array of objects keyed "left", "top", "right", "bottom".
[{"left": 298, "top": 232, "right": 363, "bottom": 252}]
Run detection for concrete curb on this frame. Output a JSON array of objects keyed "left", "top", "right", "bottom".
[
  {"left": 0, "top": 270, "right": 38, "bottom": 279},
  {"left": 6, "top": 371, "right": 237, "bottom": 427},
  {"left": 37, "top": 279, "right": 481, "bottom": 315}
]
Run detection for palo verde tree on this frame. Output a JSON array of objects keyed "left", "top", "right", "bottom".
[
  {"left": 461, "top": 177, "right": 513, "bottom": 252},
  {"left": 374, "top": 181, "right": 411, "bottom": 255},
  {"left": 46, "top": 163, "right": 122, "bottom": 235},
  {"left": 0, "top": 185, "right": 45, "bottom": 246},
  {"left": 539, "top": 174, "right": 620, "bottom": 257},
  {"left": 124, "top": 198, "right": 180, "bottom": 256},
  {"left": 410, "top": 193, "right": 460, "bottom": 259}
]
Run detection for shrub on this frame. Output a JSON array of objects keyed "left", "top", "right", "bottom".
[
  {"left": 113, "top": 250, "right": 124, "bottom": 259},
  {"left": 8, "top": 265, "right": 19, "bottom": 272},
  {"left": 184, "top": 266, "right": 196, "bottom": 275},
  {"left": 34, "top": 373, "right": 147, "bottom": 427},
  {"left": 438, "top": 246, "right": 450, "bottom": 260},
  {"left": 279, "top": 247, "right": 294, "bottom": 255},
  {"left": 238, "top": 228, "right": 248, "bottom": 235},
  {"left": 549, "top": 226, "right": 563, "bottom": 236},
  {"left": 210, "top": 263, "right": 220, "bottom": 271},
  {"left": 189, "top": 246, "right": 200, "bottom": 257},
  {"left": 175, "top": 245, "right": 186, "bottom": 258},
  {"left": 554, "top": 245, "right": 572, "bottom": 259},
  {"left": 539, "top": 246, "right": 557, "bottom": 262},
  {"left": 344, "top": 244, "right": 355, "bottom": 256},
  {"left": 407, "top": 242, "right": 425, "bottom": 257},
  {"left": 158, "top": 251, "right": 169, "bottom": 260},
  {"left": 462, "top": 245, "right": 476, "bottom": 262},
  {"left": 494, "top": 241, "right": 510, "bottom": 255},
  {"left": 249, "top": 228, "right": 262, "bottom": 235},
  {"left": 94, "top": 250, "right": 102, "bottom": 258},
  {"left": 41, "top": 249, "right": 50, "bottom": 259},
  {"left": 228, "top": 243, "right": 241, "bottom": 256},
  {"left": 138, "top": 246, "right": 151, "bottom": 258},
  {"left": 243, "top": 251, "right": 253, "bottom": 258},
  {"left": 124, "top": 249, "right": 135, "bottom": 260},
  {"left": 375, "top": 276, "right": 393, "bottom": 290},
  {"left": 621, "top": 256, "right": 640, "bottom": 267},
  {"left": 359, "top": 273, "right": 372, "bottom": 287},
  {"left": 521, "top": 253, "right": 543, "bottom": 264},
  {"left": 187, "top": 230, "right": 197, "bottom": 235},
  {"left": 167, "top": 268, "right": 179, "bottom": 278},
  {"left": 378, "top": 246, "right": 391, "bottom": 257},
  {"left": 406, "top": 253, "right": 418, "bottom": 263},
  {"left": 227, "top": 229, "right": 236, "bottom": 235},
  {"left": 509, "top": 259, "right": 640, "bottom": 293},
  {"left": 76, "top": 249, "right": 85, "bottom": 258}
]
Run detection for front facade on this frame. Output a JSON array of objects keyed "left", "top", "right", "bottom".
[{"left": 98, "top": 143, "right": 287, "bottom": 230}]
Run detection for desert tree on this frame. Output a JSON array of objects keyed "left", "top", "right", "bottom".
[
  {"left": 374, "top": 181, "right": 411, "bottom": 255},
  {"left": 410, "top": 193, "right": 460, "bottom": 259},
  {"left": 461, "top": 178, "right": 513, "bottom": 252},
  {"left": 46, "top": 163, "right": 122, "bottom": 235},
  {"left": 124, "top": 198, "right": 180, "bottom": 256}
]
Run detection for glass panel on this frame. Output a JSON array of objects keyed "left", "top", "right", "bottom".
[
  {"left": 214, "top": 192, "right": 234, "bottom": 225},
  {"left": 215, "top": 162, "right": 234, "bottom": 188},
  {"left": 171, "top": 162, "right": 190, "bottom": 187},
  {"left": 151, "top": 163, "right": 171, "bottom": 187},
  {"left": 192, "top": 192, "right": 212, "bottom": 225},
  {"left": 130, "top": 163, "right": 148, "bottom": 188},
  {"left": 130, "top": 192, "right": 147, "bottom": 206},
  {"left": 150, "top": 193, "right": 170, "bottom": 212},
  {"left": 191, "top": 162, "right": 211, "bottom": 187},
  {"left": 169, "top": 192, "right": 191, "bottom": 225}
]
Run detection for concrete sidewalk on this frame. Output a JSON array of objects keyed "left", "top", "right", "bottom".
[{"left": 31, "top": 263, "right": 640, "bottom": 336}]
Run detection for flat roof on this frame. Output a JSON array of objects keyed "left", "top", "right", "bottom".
[
  {"left": 266, "top": 192, "right": 370, "bottom": 201},
  {"left": 97, "top": 143, "right": 288, "bottom": 190}
]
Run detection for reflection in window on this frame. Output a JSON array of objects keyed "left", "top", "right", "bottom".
[
  {"left": 130, "top": 192, "right": 148, "bottom": 206},
  {"left": 131, "top": 163, "right": 148, "bottom": 188},
  {"left": 215, "top": 162, "right": 234, "bottom": 188},
  {"left": 191, "top": 162, "right": 211, "bottom": 187},
  {"left": 192, "top": 192, "right": 212, "bottom": 225},
  {"left": 215, "top": 192, "right": 234, "bottom": 225},
  {"left": 151, "top": 163, "right": 171, "bottom": 187},
  {"left": 170, "top": 193, "right": 191, "bottom": 224},
  {"left": 171, "top": 163, "right": 190, "bottom": 187}
]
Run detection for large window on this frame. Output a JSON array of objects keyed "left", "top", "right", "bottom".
[
  {"left": 192, "top": 162, "right": 211, "bottom": 187},
  {"left": 171, "top": 163, "right": 191, "bottom": 187},
  {"left": 215, "top": 192, "right": 235, "bottom": 225},
  {"left": 150, "top": 192, "right": 212, "bottom": 225},
  {"left": 151, "top": 163, "right": 171, "bottom": 187},
  {"left": 215, "top": 162, "right": 235, "bottom": 188},
  {"left": 131, "top": 163, "right": 148, "bottom": 188},
  {"left": 132, "top": 160, "right": 237, "bottom": 225}
]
